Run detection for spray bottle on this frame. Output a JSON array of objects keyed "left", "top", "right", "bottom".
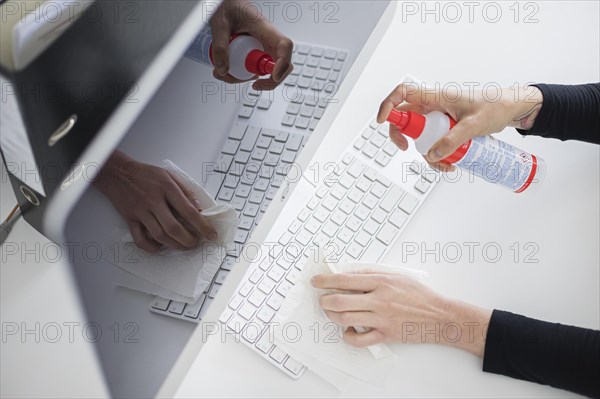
[
  {"left": 387, "top": 109, "right": 546, "bottom": 193},
  {"left": 185, "top": 26, "right": 275, "bottom": 80}
]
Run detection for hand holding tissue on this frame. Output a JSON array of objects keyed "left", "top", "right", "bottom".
[
  {"left": 271, "top": 249, "right": 428, "bottom": 389},
  {"left": 102, "top": 160, "right": 238, "bottom": 303}
]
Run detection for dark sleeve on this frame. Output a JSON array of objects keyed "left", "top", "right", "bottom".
[
  {"left": 517, "top": 83, "right": 600, "bottom": 145},
  {"left": 483, "top": 310, "right": 600, "bottom": 398}
]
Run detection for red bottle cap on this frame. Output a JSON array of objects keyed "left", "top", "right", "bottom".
[
  {"left": 245, "top": 49, "right": 275, "bottom": 76},
  {"left": 386, "top": 109, "right": 426, "bottom": 139}
]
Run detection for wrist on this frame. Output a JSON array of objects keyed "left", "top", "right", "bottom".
[
  {"left": 505, "top": 86, "right": 544, "bottom": 130},
  {"left": 93, "top": 151, "right": 134, "bottom": 194},
  {"left": 437, "top": 297, "right": 492, "bottom": 358}
]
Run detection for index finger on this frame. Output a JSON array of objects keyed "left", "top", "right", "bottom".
[
  {"left": 311, "top": 273, "right": 379, "bottom": 292},
  {"left": 377, "top": 83, "right": 445, "bottom": 124}
]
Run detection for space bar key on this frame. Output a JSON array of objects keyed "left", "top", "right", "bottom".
[{"left": 360, "top": 239, "right": 387, "bottom": 263}]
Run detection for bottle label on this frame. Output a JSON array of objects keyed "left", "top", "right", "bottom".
[
  {"left": 454, "top": 136, "right": 538, "bottom": 192},
  {"left": 184, "top": 25, "right": 213, "bottom": 66}
]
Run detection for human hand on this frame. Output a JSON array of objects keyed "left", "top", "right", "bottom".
[
  {"left": 93, "top": 151, "right": 218, "bottom": 253},
  {"left": 312, "top": 272, "right": 492, "bottom": 357},
  {"left": 377, "top": 83, "right": 543, "bottom": 171},
  {"left": 210, "top": 0, "right": 293, "bottom": 90}
]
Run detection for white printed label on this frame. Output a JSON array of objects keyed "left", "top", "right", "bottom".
[{"left": 455, "top": 136, "right": 537, "bottom": 192}]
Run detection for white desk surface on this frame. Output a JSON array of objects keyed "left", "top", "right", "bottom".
[{"left": 2, "top": 1, "right": 599, "bottom": 398}]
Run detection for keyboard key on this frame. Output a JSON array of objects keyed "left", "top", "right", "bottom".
[
  {"left": 151, "top": 297, "right": 171, "bottom": 311},
  {"left": 354, "top": 230, "right": 371, "bottom": 247},
  {"left": 223, "top": 139, "right": 240, "bottom": 155},
  {"left": 242, "top": 322, "right": 264, "bottom": 343},
  {"left": 227, "top": 314, "right": 247, "bottom": 333},
  {"left": 257, "top": 98, "right": 272, "bottom": 110},
  {"left": 284, "top": 357, "right": 304, "bottom": 375},
  {"left": 322, "top": 221, "right": 339, "bottom": 237},
  {"left": 229, "top": 295, "right": 243, "bottom": 310},
  {"left": 258, "top": 278, "right": 276, "bottom": 294},
  {"left": 215, "top": 154, "right": 234, "bottom": 173},
  {"left": 347, "top": 188, "right": 363, "bottom": 203},
  {"left": 267, "top": 293, "right": 285, "bottom": 311},
  {"left": 322, "top": 195, "right": 337, "bottom": 211},
  {"left": 234, "top": 150, "right": 251, "bottom": 164},
  {"left": 238, "top": 301, "right": 258, "bottom": 320},
  {"left": 218, "top": 187, "right": 235, "bottom": 202},
  {"left": 360, "top": 127, "right": 374, "bottom": 140},
  {"left": 267, "top": 265, "right": 286, "bottom": 282},
  {"left": 296, "top": 230, "right": 312, "bottom": 246},
  {"left": 363, "top": 219, "right": 380, "bottom": 235},
  {"left": 363, "top": 193, "right": 379, "bottom": 210},
  {"left": 379, "top": 186, "right": 405, "bottom": 213},
  {"left": 239, "top": 282, "right": 253, "bottom": 297},
  {"left": 269, "top": 346, "right": 287, "bottom": 364},
  {"left": 281, "top": 150, "right": 297, "bottom": 163},
  {"left": 236, "top": 184, "right": 251, "bottom": 198},
  {"left": 354, "top": 204, "right": 370, "bottom": 221},
  {"left": 295, "top": 116, "right": 310, "bottom": 129},
  {"left": 375, "top": 152, "right": 391, "bottom": 167},
  {"left": 234, "top": 229, "right": 248, "bottom": 244},
  {"left": 276, "top": 280, "right": 294, "bottom": 297},
  {"left": 339, "top": 198, "right": 355, "bottom": 214},
  {"left": 249, "top": 190, "right": 265, "bottom": 204},
  {"left": 347, "top": 161, "right": 366, "bottom": 178},
  {"left": 282, "top": 114, "right": 296, "bottom": 126},
  {"left": 352, "top": 137, "right": 366, "bottom": 150},
  {"left": 286, "top": 134, "right": 304, "bottom": 151},
  {"left": 248, "top": 290, "right": 267, "bottom": 307},
  {"left": 389, "top": 209, "right": 409, "bottom": 229},
  {"left": 337, "top": 227, "right": 354, "bottom": 244},
  {"left": 414, "top": 178, "right": 432, "bottom": 194},
  {"left": 257, "top": 306, "right": 276, "bottom": 323},
  {"left": 376, "top": 223, "right": 399, "bottom": 246},
  {"left": 346, "top": 242, "right": 363, "bottom": 259},
  {"left": 239, "top": 106, "right": 254, "bottom": 118},
  {"left": 185, "top": 295, "right": 207, "bottom": 319},
  {"left": 298, "top": 77, "right": 311, "bottom": 88},
  {"left": 168, "top": 301, "right": 185, "bottom": 315},
  {"left": 222, "top": 256, "right": 237, "bottom": 271},
  {"left": 240, "top": 127, "right": 260, "bottom": 152},
  {"left": 229, "top": 123, "right": 247, "bottom": 140},
  {"left": 302, "top": 66, "right": 316, "bottom": 78},
  {"left": 371, "top": 181, "right": 387, "bottom": 198},
  {"left": 215, "top": 270, "right": 230, "bottom": 285},
  {"left": 362, "top": 143, "right": 378, "bottom": 158},
  {"left": 368, "top": 204, "right": 386, "bottom": 222},
  {"left": 399, "top": 193, "right": 419, "bottom": 214},
  {"left": 383, "top": 142, "right": 399, "bottom": 156},
  {"left": 330, "top": 210, "right": 347, "bottom": 226},
  {"left": 243, "top": 203, "right": 259, "bottom": 217},
  {"left": 307, "top": 56, "right": 320, "bottom": 67},
  {"left": 209, "top": 284, "right": 221, "bottom": 299},
  {"left": 288, "top": 219, "right": 302, "bottom": 234},
  {"left": 255, "top": 331, "right": 274, "bottom": 354},
  {"left": 337, "top": 51, "right": 347, "bottom": 61}
]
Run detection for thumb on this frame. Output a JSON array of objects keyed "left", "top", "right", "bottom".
[{"left": 426, "top": 119, "right": 480, "bottom": 163}]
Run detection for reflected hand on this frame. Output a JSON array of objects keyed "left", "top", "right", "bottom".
[
  {"left": 377, "top": 83, "right": 543, "bottom": 171},
  {"left": 210, "top": 0, "right": 294, "bottom": 90},
  {"left": 93, "top": 151, "right": 218, "bottom": 253}
]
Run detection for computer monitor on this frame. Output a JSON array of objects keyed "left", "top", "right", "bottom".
[{"left": 57, "top": 1, "right": 395, "bottom": 397}]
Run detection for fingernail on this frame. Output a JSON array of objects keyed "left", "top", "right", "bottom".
[
  {"left": 209, "top": 232, "right": 218, "bottom": 241},
  {"left": 194, "top": 199, "right": 202, "bottom": 209},
  {"left": 310, "top": 276, "right": 317, "bottom": 286}
]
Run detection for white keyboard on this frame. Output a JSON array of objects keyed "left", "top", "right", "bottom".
[
  {"left": 216, "top": 116, "right": 440, "bottom": 378},
  {"left": 149, "top": 41, "right": 350, "bottom": 320}
]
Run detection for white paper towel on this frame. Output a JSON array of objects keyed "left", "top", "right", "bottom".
[
  {"left": 272, "top": 249, "right": 428, "bottom": 388},
  {"left": 102, "top": 160, "right": 238, "bottom": 303}
]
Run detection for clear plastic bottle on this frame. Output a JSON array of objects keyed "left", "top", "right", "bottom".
[
  {"left": 387, "top": 109, "right": 546, "bottom": 193},
  {"left": 185, "top": 26, "right": 275, "bottom": 80}
]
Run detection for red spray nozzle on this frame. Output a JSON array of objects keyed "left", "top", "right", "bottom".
[
  {"left": 386, "top": 109, "right": 426, "bottom": 139},
  {"left": 246, "top": 49, "right": 275, "bottom": 76}
]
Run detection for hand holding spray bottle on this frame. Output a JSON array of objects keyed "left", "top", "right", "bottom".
[{"left": 386, "top": 108, "right": 546, "bottom": 193}]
